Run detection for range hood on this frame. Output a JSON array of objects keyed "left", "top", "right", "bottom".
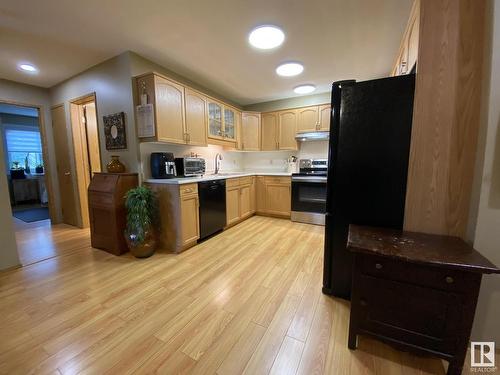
[{"left": 295, "top": 131, "right": 329, "bottom": 141}]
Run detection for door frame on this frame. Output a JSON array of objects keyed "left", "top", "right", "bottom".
[
  {"left": 69, "top": 92, "right": 102, "bottom": 228},
  {"left": 0, "top": 99, "right": 57, "bottom": 223}
]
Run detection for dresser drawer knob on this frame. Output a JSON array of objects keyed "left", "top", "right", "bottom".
[
  {"left": 445, "top": 276, "right": 454, "bottom": 284},
  {"left": 375, "top": 263, "right": 383, "bottom": 270},
  {"left": 360, "top": 299, "right": 367, "bottom": 307}
]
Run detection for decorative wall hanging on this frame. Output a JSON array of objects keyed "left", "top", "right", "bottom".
[{"left": 103, "top": 112, "right": 127, "bottom": 150}]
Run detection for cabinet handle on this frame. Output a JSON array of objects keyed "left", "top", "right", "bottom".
[
  {"left": 375, "top": 263, "right": 383, "bottom": 270},
  {"left": 445, "top": 276, "right": 454, "bottom": 284},
  {"left": 184, "top": 188, "right": 192, "bottom": 193},
  {"left": 360, "top": 299, "right": 367, "bottom": 307}
]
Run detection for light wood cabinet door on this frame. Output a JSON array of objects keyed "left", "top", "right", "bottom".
[
  {"left": 297, "top": 106, "right": 319, "bottom": 132},
  {"left": 241, "top": 112, "right": 261, "bottom": 151},
  {"left": 250, "top": 177, "right": 256, "bottom": 213},
  {"left": 256, "top": 176, "right": 266, "bottom": 213},
  {"left": 180, "top": 194, "right": 200, "bottom": 245},
  {"left": 278, "top": 110, "right": 298, "bottom": 150},
  {"left": 226, "top": 186, "right": 240, "bottom": 226},
  {"left": 261, "top": 112, "right": 278, "bottom": 151},
  {"left": 265, "top": 183, "right": 291, "bottom": 217},
  {"left": 155, "top": 76, "right": 186, "bottom": 144},
  {"left": 208, "top": 100, "right": 224, "bottom": 139},
  {"left": 239, "top": 184, "right": 252, "bottom": 219},
  {"left": 184, "top": 89, "right": 207, "bottom": 146},
  {"left": 319, "top": 105, "right": 331, "bottom": 131}
]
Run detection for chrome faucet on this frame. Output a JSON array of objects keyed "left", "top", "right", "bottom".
[{"left": 214, "top": 153, "right": 223, "bottom": 174}]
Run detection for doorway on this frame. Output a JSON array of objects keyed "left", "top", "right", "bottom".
[
  {"left": 0, "top": 103, "right": 53, "bottom": 225},
  {"left": 70, "top": 94, "right": 101, "bottom": 228}
]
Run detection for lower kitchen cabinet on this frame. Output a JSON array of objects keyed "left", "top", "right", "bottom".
[
  {"left": 226, "top": 177, "right": 255, "bottom": 227},
  {"left": 147, "top": 182, "right": 200, "bottom": 253},
  {"left": 256, "top": 176, "right": 291, "bottom": 218}
]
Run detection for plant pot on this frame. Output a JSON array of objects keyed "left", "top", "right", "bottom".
[
  {"left": 125, "top": 228, "right": 156, "bottom": 258},
  {"left": 35, "top": 166, "right": 44, "bottom": 174},
  {"left": 10, "top": 169, "right": 25, "bottom": 179}
]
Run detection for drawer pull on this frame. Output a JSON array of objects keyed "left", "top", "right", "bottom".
[
  {"left": 360, "top": 299, "right": 367, "bottom": 307},
  {"left": 184, "top": 188, "right": 192, "bottom": 193},
  {"left": 445, "top": 276, "right": 454, "bottom": 284},
  {"left": 375, "top": 263, "right": 383, "bottom": 270}
]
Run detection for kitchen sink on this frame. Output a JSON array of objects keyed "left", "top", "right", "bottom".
[{"left": 210, "top": 172, "right": 245, "bottom": 176}]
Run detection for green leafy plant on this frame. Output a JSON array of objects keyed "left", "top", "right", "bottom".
[{"left": 124, "top": 186, "right": 158, "bottom": 244}]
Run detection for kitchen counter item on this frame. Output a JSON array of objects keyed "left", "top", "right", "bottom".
[
  {"left": 347, "top": 225, "right": 499, "bottom": 375},
  {"left": 198, "top": 180, "right": 226, "bottom": 240},
  {"left": 151, "top": 152, "right": 176, "bottom": 179}
]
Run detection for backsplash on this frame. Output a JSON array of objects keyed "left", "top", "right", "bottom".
[{"left": 139, "top": 140, "right": 329, "bottom": 180}]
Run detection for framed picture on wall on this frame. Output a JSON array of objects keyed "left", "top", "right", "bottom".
[{"left": 103, "top": 112, "right": 127, "bottom": 150}]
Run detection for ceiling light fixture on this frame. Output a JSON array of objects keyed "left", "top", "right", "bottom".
[
  {"left": 18, "top": 63, "right": 38, "bottom": 73},
  {"left": 276, "top": 62, "right": 304, "bottom": 77},
  {"left": 294, "top": 84, "right": 316, "bottom": 94},
  {"left": 248, "top": 25, "right": 285, "bottom": 50}
]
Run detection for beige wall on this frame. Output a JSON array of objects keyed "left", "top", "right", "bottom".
[
  {"left": 471, "top": 0, "right": 500, "bottom": 343},
  {"left": 0, "top": 79, "right": 61, "bottom": 222},
  {"left": 243, "top": 91, "right": 331, "bottom": 113},
  {"left": 0, "top": 116, "right": 20, "bottom": 270}
]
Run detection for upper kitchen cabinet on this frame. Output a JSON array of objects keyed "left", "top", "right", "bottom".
[
  {"left": 297, "top": 106, "right": 319, "bottom": 132},
  {"left": 261, "top": 112, "right": 278, "bottom": 151},
  {"left": 184, "top": 88, "right": 208, "bottom": 146},
  {"left": 319, "top": 105, "right": 331, "bottom": 131},
  {"left": 241, "top": 112, "right": 261, "bottom": 151},
  {"left": 136, "top": 73, "right": 185, "bottom": 144},
  {"left": 391, "top": 0, "right": 420, "bottom": 76},
  {"left": 207, "top": 100, "right": 239, "bottom": 146},
  {"left": 278, "top": 110, "right": 298, "bottom": 150},
  {"left": 297, "top": 105, "right": 331, "bottom": 132}
]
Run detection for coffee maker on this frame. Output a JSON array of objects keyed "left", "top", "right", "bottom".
[{"left": 150, "top": 152, "right": 177, "bottom": 179}]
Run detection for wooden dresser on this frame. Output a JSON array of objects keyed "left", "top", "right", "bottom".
[
  {"left": 347, "top": 225, "right": 499, "bottom": 375},
  {"left": 88, "top": 173, "right": 138, "bottom": 255}
]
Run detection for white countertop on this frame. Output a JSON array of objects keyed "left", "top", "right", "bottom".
[{"left": 146, "top": 171, "right": 292, "bottom": 185}]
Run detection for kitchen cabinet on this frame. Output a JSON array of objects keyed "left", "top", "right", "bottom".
[
  {"left": 391, "top": 0, "right": 419, "bottom": 76},
  {"left": 184, "top": 88, "right": 208, "bottom": 146},
  {"left": 207, "top": 100, "right": 238, "bottom": 145},
  {"left": 146, "top": 182, "right": 200, "bottom": 253},
  {"left": 225, "top": 177, "right": 255, "bottom": 226},
  {"left": 278, "top": 110, "right": 298, "bottom": 150},
  {"left": 297, "top": 105, "right": 331, "bottom": 132},
  {"left": 297, "top": 106, "right": 319, "bottom": 132},
  {"left": 180, "top": 187, "right": 200, "bottom": 246},
  {"left": 256, "top": 176, "right": 291, "bottom": 218},
  {"left": 261, "top": 112, "right": 278, "bottom": 151},
  {"left": 241, "top": 112, "right": 261, "bottom": 151},
  {"left": 136, "top": 73, "right": 185, "bottom": 144}
]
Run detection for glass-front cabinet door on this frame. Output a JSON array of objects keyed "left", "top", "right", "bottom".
[
  {"left": 208, "top": 101, "right": 223, "bottom": 138},
  {"left": 223, "top": 108, "right": 236, "bottom": 141}
]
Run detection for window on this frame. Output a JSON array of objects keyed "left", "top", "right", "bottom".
[{"left": 5, "top": 128, "right": 43, "bottom": 171}]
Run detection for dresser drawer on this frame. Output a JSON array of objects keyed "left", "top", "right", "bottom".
[
  {"left": 358, "top": 254, "right": 472, "bottom": 293},
  {"left": 179, "top": 183, "right": 198, "bottom": 196},
  {"left": 353, "top": 274, "right": 461, "bottom": 355}
]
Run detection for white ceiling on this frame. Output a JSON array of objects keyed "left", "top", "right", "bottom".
[{"left": 0, "top": 0, "right": 412, "bottom": 105}]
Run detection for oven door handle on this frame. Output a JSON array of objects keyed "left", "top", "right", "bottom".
[{"left": 292, "top": 177, "right": 327, "bottom": 183}]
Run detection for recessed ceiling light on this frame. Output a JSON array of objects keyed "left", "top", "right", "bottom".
[
  {"left": 294, "top": 84, "right": 316, "bottom": 94},
  {"left": 276, "top": 62, "right": 304, "bottom": 77},
  {"left": 248, "top": 25, "right": 285, "bottom": 50},
  {"left": 18, "top": 63, "right": 38, "bottom": 73}
]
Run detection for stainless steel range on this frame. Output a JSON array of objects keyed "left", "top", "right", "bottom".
[{"left": 291, "top": 159, "right": 328, "bottom": 225}]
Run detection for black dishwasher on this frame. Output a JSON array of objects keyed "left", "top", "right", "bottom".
[{"left": 198, "top": 180, "right": 226, "bottom": 240}]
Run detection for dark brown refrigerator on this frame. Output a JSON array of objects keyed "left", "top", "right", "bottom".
[{"left": 323, "top": 75, "right": 416, "bottom": 299}]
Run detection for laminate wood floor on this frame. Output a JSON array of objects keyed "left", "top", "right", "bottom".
[{"left": 0, "top": 216, "right": 450, "bottom": 374}]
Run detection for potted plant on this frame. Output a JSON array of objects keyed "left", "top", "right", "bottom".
[
  {"left": 124, "top": 186, "right": 158, "bottom": 258},
  {"left": 10, "top": 161, "right": 25, "bottom": 179},
  {"left": 35, "top": 164, "right": 44, "bottom": 174}
]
